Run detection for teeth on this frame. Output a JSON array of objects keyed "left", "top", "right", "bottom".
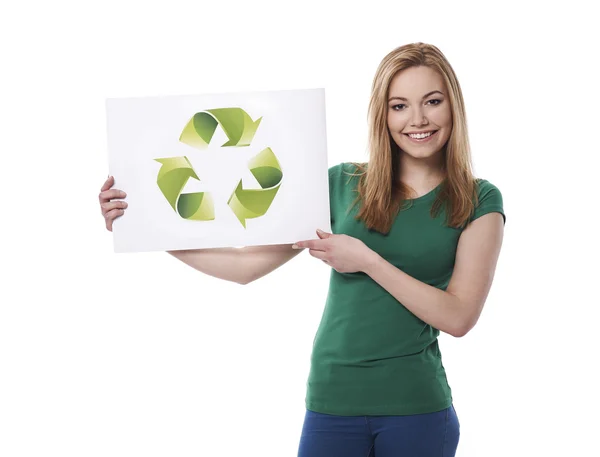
[{"left": 408, "top": 131, "right": 434, "bottom": 139}]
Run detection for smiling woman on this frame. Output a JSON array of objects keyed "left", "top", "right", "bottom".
[{"left": 293, "top": 42, "right": 506, "bottom": 457}]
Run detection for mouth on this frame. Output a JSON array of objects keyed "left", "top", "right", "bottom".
[{"left": 403, "top": 130, "right": 439, "bottom": 143}]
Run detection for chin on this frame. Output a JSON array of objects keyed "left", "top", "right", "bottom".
[
  {"left": 398, "top": 142, "right": 444, "bottom": 159},
  {"left": 400, "top": 142, "right": 440, "bottom": 155},
  {"left": 399, "top": 135, "right": 447, "bottom": 154}
]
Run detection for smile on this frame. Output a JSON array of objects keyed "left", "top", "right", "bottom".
[{"left": 403, "top": 130, "right": 438, "bottom": 143}]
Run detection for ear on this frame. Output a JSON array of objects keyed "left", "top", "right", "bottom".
[{"left": 316, "top": 229, "right": 331, "bottom": 239}]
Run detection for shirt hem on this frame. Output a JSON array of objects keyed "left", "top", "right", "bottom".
[{"left": 305, "top": 397, "right": 453, "bottom": 417}]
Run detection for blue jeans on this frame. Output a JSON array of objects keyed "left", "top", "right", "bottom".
[{"left": 297, "top": 405, "right": 460, "bottom": 457}]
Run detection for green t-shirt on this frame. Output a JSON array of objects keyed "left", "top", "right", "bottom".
[{"left": 305, "top": 162, "right": 506, "bottom": 416}]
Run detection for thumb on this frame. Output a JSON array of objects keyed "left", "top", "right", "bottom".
[{"left": 316, "top": 229, "right": 331, "bottom": 239}]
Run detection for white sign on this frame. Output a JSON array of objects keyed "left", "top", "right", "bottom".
[{"left": 105, "top": 88, "right": 331, "bottom": 253}]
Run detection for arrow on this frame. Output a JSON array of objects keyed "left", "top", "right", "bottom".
[
  {"left": 154, "top": 156, "right": 215, "bottom": 221},
  {"left": 179, "top": 107, "right": 262, "bottom": 149},
  {"left": 227, "top": 147, "right": 283, "bottom": 228}
]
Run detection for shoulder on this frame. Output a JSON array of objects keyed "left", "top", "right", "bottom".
[
  {"left": 328, "top": 163, "right": 364, "bottom": 198},
  {"left": 328, "top": 162, "right": 344, "bottom": 178},
  {"left": 471, "top": 178, "right": 506, "bottom": 225},
  {"left": 475, "top": 178, "right": 501, "bottom": 195},
  {"left": 328, "top": 162, "right": 357, "bottom": 175},
  {"left": 328, "top": 162, "right": 364, "bottom": 182}
]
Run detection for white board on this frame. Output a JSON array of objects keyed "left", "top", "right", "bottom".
[{"left": 106, "top": 88, "right": 330, "bottom": 253}]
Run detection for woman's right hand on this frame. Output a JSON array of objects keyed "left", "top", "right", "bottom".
[{"left": 99, "top": 175, "right": 128, "bottom": 232}]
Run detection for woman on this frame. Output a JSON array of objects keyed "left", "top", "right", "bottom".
[{"left": 99, "top": 42, "right": 505, "bottom": 457}]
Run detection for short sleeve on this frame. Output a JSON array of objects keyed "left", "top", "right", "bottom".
[{"left": 470, "top": 179, "right": 506, "bottom": 225}]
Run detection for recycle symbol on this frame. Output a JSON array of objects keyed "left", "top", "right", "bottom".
[{"left": 153, "top": 107, "right": 283, "bottom": 228}]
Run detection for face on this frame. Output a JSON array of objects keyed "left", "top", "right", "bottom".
[{"left": 386, "top": 66, "right": 452, "bottom": 162}]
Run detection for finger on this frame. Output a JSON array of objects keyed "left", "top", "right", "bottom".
[
  {"left": 104, "top": 209, "right": 125, "bottom": 225},
  {"left": 101, "top": 175, "right": 114, "bottom": 192},
  {"left": 316, "top": 229, "right": 332, "bottom": 239},
  {"left": 99, "top": 188, "right": 127, "bottom": 203},
  {"left": 308, "top": 249, "right": 327, "bottom": 261},
  {"left": 101, "top": 200, "right": 128, "bottom": 215},
  {"left": 296, "top": 239, "right": 327, "bottom": 251},
  {"left": 104, "top": 207, "right": 125, "bottom": 221},
  {"left": 105, "top": 215, "right": 118, "bottom": 232}
]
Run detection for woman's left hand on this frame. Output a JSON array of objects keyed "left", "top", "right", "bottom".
[{"left": 293, "top": 229, "right": 378, "bottom": 273}]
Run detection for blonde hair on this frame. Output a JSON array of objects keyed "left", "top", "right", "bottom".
[{"left": 349, "top": 42, "right": 479, "bottom": 233}]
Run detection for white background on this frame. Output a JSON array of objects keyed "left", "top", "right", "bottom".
[{"left": 1, "top": 1, "right": 598, "bottom": 456}]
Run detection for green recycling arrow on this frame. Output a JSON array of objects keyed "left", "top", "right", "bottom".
[
  {"left": 227, "top": 147, "right": 283, "bottom": 228},
  {"left": 154, "top": 155, "right": 215, "bottom": 221},
  {"left": 154, "top": 106, "right": 283, "bottom": 227},
  {"left": 179, "top": 107, "right": 262, "bottom": 149}
]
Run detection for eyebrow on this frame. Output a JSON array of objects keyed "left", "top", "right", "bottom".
[{"left": 388, "top": 90, "right": 444, "bottom": 102}]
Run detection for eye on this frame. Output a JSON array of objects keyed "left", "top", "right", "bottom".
[{"left": 390, "top": 99, "right": 442, "bottom": 111}]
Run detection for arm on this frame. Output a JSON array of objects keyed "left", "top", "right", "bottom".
[
  {"left": 98, "top": 176, "right": 302, "bottom": 283},
  {"left": 363, "top": 212, "right": 505, "bottom": 337},
  {"left": 167, "top": 243, "right": 303, "bottom": 285}
]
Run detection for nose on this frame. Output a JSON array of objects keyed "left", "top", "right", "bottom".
[{"left": 410, "top": 106, "right": 428, "bottom": 127}]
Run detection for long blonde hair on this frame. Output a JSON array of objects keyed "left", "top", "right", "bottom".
[{"left": 349, "top": 42, "right": 479, "bottom": 233}]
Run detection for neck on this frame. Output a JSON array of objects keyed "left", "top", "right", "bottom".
[{"left": 397, "top": 151, "right": 446, "bottom": 187}]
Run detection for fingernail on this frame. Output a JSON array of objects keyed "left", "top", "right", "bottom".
[
  {"left": 121, "top": 191, "right": 126, "bottom": 197},
  {"left": 292, "top": 244, "right": 299, "bottom": 249}
]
